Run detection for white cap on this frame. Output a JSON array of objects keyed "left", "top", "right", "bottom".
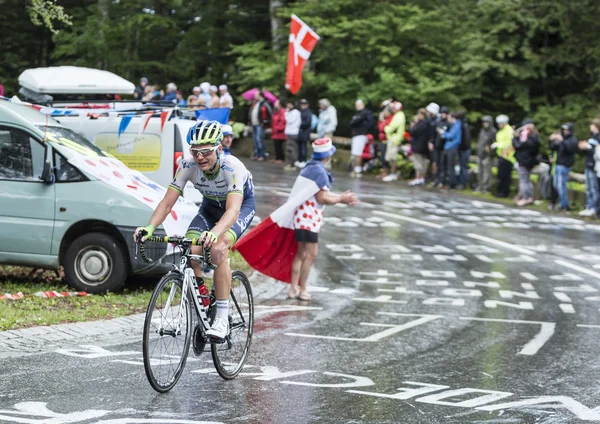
[
  {"left": 221, "top": 124, "right": 234, "bottom": 136},
  {"left": 200, "top": 82, "right": 210, "bottom": 92},
  {"left": 192, "top": 86, "right": 200, "bottom": 93},
  {"left": 167, "top": 82, "right": 177, "bottom": 91},
  {"left": 496, "top": 114, "right": 509, "bottom": 125},
  {"left": 219, "top": 84, "right": 228, "bottom": 91},
  {"left": 426, "top": 102, "right": 440, "bottom": 115},
  {"left": 210, "top": 85, "right": 218, "bottom": 93}
]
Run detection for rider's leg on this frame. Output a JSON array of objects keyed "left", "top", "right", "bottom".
[
  {"left": 211, "top": 232, "right": 234, "bottom": 301},
  {"left": 205, "top": 232, "right": 234, "bottom": 338},
  {"left": 298, "top": 242, "right": 318, "bottom": 296},
  {"left": 290, "top": 242, "right": 306, "bottom": 297}
]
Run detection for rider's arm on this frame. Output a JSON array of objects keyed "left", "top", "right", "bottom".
[
  {"left": 211, "top": 193, "right": 243, "bottom": 238},
  {"left": 147, "top": 188, "right": 180, "bottom": 230}
]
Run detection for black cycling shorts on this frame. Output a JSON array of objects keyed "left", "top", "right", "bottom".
[{"left": 186, "top": 197, "right": 256, "bottom": 245}]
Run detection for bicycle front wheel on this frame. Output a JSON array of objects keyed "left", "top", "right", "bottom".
[
  {"left": 211, "top": 270, "right": 254, "bottom": 379},
  {"left": 143, "top": 272, "right": 193, "bottom": 392}
]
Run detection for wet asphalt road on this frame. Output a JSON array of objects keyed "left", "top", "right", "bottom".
[{"left": 2, "top": 161, "right": 600, "bottom": 424}]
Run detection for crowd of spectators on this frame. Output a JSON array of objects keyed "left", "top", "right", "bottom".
[
  {"left": 132, "top": 77, "right": 233, "bottom": 109},
  {"left": 247, "top": 92, "right": 600, "bottom": 217}
]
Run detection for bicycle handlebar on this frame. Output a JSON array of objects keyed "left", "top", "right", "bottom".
[{"left": 135, "top": 233, "right": 214, "bottom": 268}]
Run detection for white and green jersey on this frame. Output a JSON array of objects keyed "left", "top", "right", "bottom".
[{"left": 169, "top": 154, "right": 254, "bottom": 203}]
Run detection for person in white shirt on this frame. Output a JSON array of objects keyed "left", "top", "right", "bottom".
[
  {"left": 317, "top": 98, "right": 338, "bottom": 138},
  {"left": 284, "top": 100, "right": 301, "bottom": 171},
  {"left": 219, "top": 84, "right": 234, "bottom": 109}
]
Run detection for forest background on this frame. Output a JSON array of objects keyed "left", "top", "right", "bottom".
[{"left": 2, "top": 0, "right": 600, "bottom": 171}]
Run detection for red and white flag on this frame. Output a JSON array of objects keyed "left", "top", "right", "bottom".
[
  {"left": 285, "top": 14, "right": 320, "bottom": 95},
  {"left": 233, "top": 175, "right": 322, "bottom": 283}
]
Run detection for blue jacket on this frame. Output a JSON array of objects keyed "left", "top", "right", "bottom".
[{"left": 443, "top": 121, "right": 462, "bottom": 150}]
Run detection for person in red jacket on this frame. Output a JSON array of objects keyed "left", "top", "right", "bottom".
[
  {"left": 271, "top": 100, "right": 287, "bottom": 163},
  {"left": 376, "top": 104, "right": 394, "bottom": 179}
]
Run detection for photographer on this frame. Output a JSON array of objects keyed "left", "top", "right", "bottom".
[
  {"left": 549, "top": 123, "right": 578, "bottom": 211},
  {"left": 512, "top": 118, "right": 540, "bottom": 206}
]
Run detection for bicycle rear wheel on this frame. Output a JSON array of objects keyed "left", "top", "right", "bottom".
[
  {"left": 143, "top": 272, "right": 192, "bottom": 392},
  {"left": 211, "top": 270, "right": 254, "bottom": 379}
]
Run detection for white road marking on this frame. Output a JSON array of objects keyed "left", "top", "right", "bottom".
[
  {"left": 282, "top": 372, "right": 374, "bottom": 388},
  {"left": 353, "top": 295, "right": 407, "bottom": 304},
  {"left": 554, "top": 292, "right": 572, "bottom": 302},
  {"left": 554, "top": 260, "right": 600, "bottom": 280},
  {"left": 466, "top": 233, "right": 536, "bottom": 256},
  {"left": 372, "top": 210, "right": 443, "bottom": 229},
  {"left": 459, "top": 317, "right": 555, "bottom": 356},
  {"left": 559, "top": 304, "right": 576, "bottom": 314},
  {"left": 285, "top": 314, "right": 442, "bottom": 342},
  {"left": 577, "top": 324, "right": 600, "bottom": 328}
]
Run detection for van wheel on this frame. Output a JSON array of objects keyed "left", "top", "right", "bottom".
[{"left": 63, "top": 232, "right": 128, "bottom": 294}]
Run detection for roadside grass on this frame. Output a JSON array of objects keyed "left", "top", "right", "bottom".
[{"left": 0, "top": 251, "right": 253, "bottom": 332}]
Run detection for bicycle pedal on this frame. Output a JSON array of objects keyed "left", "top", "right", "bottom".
[{"left": 208, "top": 336, "right": 227, "bottom": 345}]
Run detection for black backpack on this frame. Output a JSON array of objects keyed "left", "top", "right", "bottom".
[{"left": 460, "top": 120, "right": 472, "bottom": 151}]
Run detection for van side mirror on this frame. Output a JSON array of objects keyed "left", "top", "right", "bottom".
[{"left": 41, "top": 160, "right": 55, "bottom": 184}]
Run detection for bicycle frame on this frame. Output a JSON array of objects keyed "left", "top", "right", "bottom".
[{"left": 160, "top": 250, "right": 212, "bottom": 338}]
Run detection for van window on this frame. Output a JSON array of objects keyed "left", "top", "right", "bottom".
[
  {"left": 53, "top": 151, "right": 85, "bottom": 182},
  {"left": 0, "top": 126, "right": 45, "bottom": 181},
  {"left": 37, "top": 125, "right": 107, "bottom": 157}
]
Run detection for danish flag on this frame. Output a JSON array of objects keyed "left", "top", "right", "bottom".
[{"left": 285, "top": 15, "right": 320, "bottom": 95}]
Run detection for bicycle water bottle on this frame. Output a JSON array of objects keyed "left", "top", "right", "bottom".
[{"left": 198, "top": 282, "right": 210, "bottom": 307}]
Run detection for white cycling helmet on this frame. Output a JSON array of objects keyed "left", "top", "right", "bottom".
[{"left": 186, "top": 120, "right": 223, "bottom": 145}]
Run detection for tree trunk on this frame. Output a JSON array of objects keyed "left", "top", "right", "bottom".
[
  {"left": 269, "top": 0, "right": 286, "bottom": 51},
  {"left": 97, "top": 0, "right": 110, "bottom": 69}
]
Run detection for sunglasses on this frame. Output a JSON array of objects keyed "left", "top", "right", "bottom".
[{"left": 191, "top": 146, "right": 219, "bottom": 157}]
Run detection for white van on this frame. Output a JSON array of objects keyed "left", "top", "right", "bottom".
[{"left": 17, "top": 66, "right": 202, "bottom": 203}]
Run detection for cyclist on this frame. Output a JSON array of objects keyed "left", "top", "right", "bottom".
[{"left": 134, "top": 120, "right": 256, "bottom": 341}]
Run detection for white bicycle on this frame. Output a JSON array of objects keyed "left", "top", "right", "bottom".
[{"left": 136, "top": 235, "right": 254, "bottom": 392}]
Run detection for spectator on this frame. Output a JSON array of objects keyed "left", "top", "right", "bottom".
[
  {"left": 288, "top": 138, "right": 358, "bottom": 301},
  {"left": 296, "top": 99, "right": 312, "bottom": 168},
  {"left": 474, "top": 115, "right": 497, "bottom": 194},
  {"left": 284, "top": 100, "right": 301, "bottom": 171},
  {"left": 209, "top": 85, "right": 220, "bottom": 108},
  {"left": 150, "top": 85, "right": 164, "bottom": 101},
  {"left": 512, "top": 118, "right": 540, "bottom": 206},
  {"left": 549, "top": 122, "right": 578, "bottom": 211},
  {"left": 141, "top": 85, "right": 154, "bottom": 101},
  {"left": 408, "top": 108, "right": 432, "bottom": 186},
  {"left": 377, "top": 103, "right": 394, "bottom": 179},
  {"left": 162, "top": 83, "right": 177, "bottom": 102},
  {"left": 349, "top": 99, "right": 374, "bottom": 178},
  {"left": 578, "top": 119, "right": 600, "bottom": 216},
  {"left": 271, "top": 99, "right": 287, "bottom": 163},
  {"left": 438, "top": 112, "right": 462, "bottom": 189},
  {"left": 221, "top": 124, "right": 234, "bottom": 156},
  {"left": 199, "top": 82, "right": 212, "bottom": 106},
  {"left": 424, "top": 102, "right": 440, "bottom": 184},
  {"left": 248, "top": 91, "right": 272, "bottom": 161},
  {"left": 432, "top": 106, "right": 449, "bottom": 188},
  {"left": 317, "top": 98, "right": 338, "bottom": 138},
  {"left": 175, "top": 90, "right": 186, "bottom": 107},
  {"left": 187, "top": 86, "right": 201, "bottom": 107},
  {"left": 134, "top": 77, "right": 148, "bottom": 100},
  {"left": 492, "top": 114, "right": 515, "bottom": 198},
  {"left": 219, "top": 84, "right": 234, "bottom": 109},
  {"left": 457, "top": 111, "right": 472, "bottom": 189},
  {"left": 382, "top": 101, "right": 405, "bottom": 182}
]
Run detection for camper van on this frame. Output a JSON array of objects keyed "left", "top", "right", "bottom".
[
  {"left": 0, "top": 99, "right": 198, "bottom": 293},
  {"left": 17, "top": 66, "right": 202, "bottom": 203}
]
